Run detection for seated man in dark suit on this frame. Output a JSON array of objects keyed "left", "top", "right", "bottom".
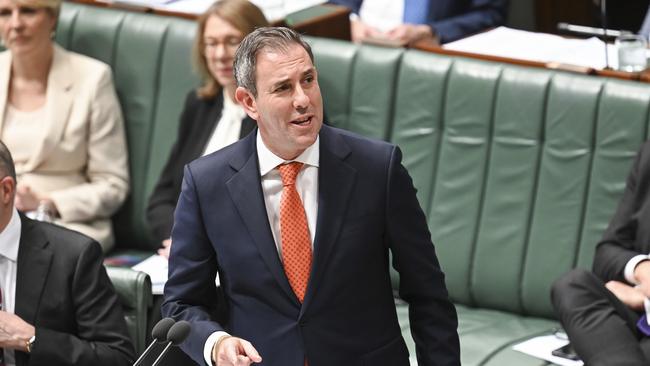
[
  {"left": 0, "top": 140, "right": 135, "bottom": 366},
  {"left": 552, "top": 140, "right": 650, "bottom": 366}
]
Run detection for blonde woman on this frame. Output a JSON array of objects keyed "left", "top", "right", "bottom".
[{"left": 0, "top": 0, "right": 129, "bottom": 252}]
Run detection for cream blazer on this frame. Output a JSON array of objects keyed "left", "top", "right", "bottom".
[{"left": 0, "top": 45, "right": 130, "bottom": 251}]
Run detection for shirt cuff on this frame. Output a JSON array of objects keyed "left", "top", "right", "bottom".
[
  {"left": 644, "top": 298, "right": 650, "bottom": 321},
  {"left": 624, "top": 254, "right": 650, "bottom": 284},
  {"left": 203, "top": 331, "right": 231, "bottom": 366}
]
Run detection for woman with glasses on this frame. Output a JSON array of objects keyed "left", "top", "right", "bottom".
[{"left": 147, "top": 0, "right": 269, "bottom": 257}]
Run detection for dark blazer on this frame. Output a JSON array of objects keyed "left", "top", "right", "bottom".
[
  {"left": 328, "top": 0, "right": 508, "bottom": 43},
  {"left": 593, "top": 140, "right": 650, "bottom": 281},
  {"left": 162, "top": 125, "right": 460, "bottom": 366},
  {"left": 14, "top": 215, "right": 134, "bottom": 366},
  {"left": 146, "top": 90, "right": 256, "bottom": 244}
]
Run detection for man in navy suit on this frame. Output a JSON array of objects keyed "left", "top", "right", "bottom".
[
  {"left": 329, "top": 0, "right": 507, "bottom": 45},
  {"left": 162, "top": 27, "right": 459, "bottom": 366}
]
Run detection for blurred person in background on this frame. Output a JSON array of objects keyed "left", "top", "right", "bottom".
[
  {"left": 146, "top": 0, "right": 269, "bottom": 258},
  {"left": 329, "top": 0, "right": 508, "bottom": 45},
  {"left": 0, "top": 0, "right": 129, "bottom": 252}
]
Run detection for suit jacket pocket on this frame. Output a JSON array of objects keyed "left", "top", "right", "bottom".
[{"left": 361, "top": 336, "right": 410, "bottom": 366}]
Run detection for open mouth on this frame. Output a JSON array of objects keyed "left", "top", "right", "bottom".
[{"left": 291, "top": 115, "right": 312, "bottom": 126}]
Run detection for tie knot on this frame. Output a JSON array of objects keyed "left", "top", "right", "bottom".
[{"left": 278, "top": 162, "right": 303, "bottom": 186}]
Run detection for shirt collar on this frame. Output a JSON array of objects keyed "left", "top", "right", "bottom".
[
  {"left": 257, "top": 131, "right": 320, "bottom": 177},
  {"left": 0, "top": 209, "right": 21, "bottom": 262}
]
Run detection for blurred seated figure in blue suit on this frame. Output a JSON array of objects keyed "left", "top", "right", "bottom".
[{"left": 328, "top": 0, "right": 508, "bottom": 45}]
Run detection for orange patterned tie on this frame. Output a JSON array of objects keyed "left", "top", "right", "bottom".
[{"left": 278, "top": 162, "right": 312, "bottom": 303}]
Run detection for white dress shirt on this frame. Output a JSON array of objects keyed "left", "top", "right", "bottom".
[
  {"left": 624, "top": 255, "right": 650, "bottom": 325},
  {"left": 358, "top": 0, "right": 404, "bottom": 32},
  {"left": 0, "top": 209, "right": 22, "bottom": 366},
  {"left": 202, "top": 95, "right": 247, "bottom": 157},
  {"left": 203, "top": 131, "right": 320, "bottom": 365}
]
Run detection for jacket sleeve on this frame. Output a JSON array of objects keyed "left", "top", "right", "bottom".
[
  {"left": 161, "top": 165, "right": 224, "bottom": 366},
  {"left": 327, "top": 0, "right": 363, "bottom": 13},
  {"left": 593, "top": 141, "right": 650, "bottom": 282},
  {"left": 48, "top": 66, "right": 130, "bottom": 222},
  {"left": 146, "top": 91, "right": 198, "bottom": 243},
  {"left": 26, "top": 241, "right": 135, "bottom": 366},
  {"left": 431, "top": 0, "right": 508, "bottom": 44},
  {"left": 385, "top": 146, "right": 460, "bottom": 366}
]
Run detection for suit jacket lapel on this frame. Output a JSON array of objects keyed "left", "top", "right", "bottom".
[
  {"left": 226, "top": 133, "right": 298, "bottom": 304},
  {"left": 14, "top": 216, "right": 53, "bottom": 328},
  {"left": 301, "top": 126, "right": 356, "bottom": 313},
  {"left": 23, "top": 45, "right": 73, "bottom": 172}
]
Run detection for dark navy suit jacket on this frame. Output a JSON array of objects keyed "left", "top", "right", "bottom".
[
  {"left": 329, "top": 0, "right": 508, "bottom": 43},
  {"left": 162, "top": 125, "right": 459, "bottom": 366}
]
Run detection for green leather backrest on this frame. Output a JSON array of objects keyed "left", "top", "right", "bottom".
[
  {"left": 308, "top": 38, "right": 650, "bottom": 318},
  {"left": 106, "top": 267, "right": 153, "bottom": 355},
  {"left": 57, "top": 3, "right": 650, "bottom": 319},
  {"left": 58, "top": 3, "right": 199, "bottom": 250}
]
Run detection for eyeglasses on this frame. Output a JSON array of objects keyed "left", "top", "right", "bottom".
[{"left": 204, "top": 37, "right": 242, "bottom": 54}]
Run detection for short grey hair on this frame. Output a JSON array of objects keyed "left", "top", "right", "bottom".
[{"left": 233, "top": 27, "right": 314, "bottom": 97}]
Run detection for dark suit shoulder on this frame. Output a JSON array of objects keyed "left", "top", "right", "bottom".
[
  {"left": 321, "top": 125, "right": 396, "bottom": 162},
  {"left": 22, "top": 217, "right": 100, "bottom": 260}
]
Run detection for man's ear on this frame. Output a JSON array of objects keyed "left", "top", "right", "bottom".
[
  {"left": 235, "top": 86, "right": 259, "bottom": 121},
  {"left": 0, "top": 177, "right": 14, "bottom": 205}
]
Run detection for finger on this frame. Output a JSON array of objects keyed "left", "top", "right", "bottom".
[
  {"left": 224, "top": 340, "right": 241, "bottom": 364},
  {"left": 241, "top": 340, "right": 262, "bottom": 362},
  {"left": 235, "top": 355, "right": 252, "bottom": 366}
]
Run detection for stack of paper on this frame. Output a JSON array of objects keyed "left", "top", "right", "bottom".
[{"left": 444, "top": 26, "right": 619, "bottom": 70}]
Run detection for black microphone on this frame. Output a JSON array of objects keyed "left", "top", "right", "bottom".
[
  {"left": 151, "top": 320, "right": 191, "bottom": 366},
  {"left": 132, "top": 317, "right": 175, "bottom": 366}
]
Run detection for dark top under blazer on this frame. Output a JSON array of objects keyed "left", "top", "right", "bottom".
[
  {"left": 162, "top": 125, "right": 460, "bottom": 366},
  {"left": 328, "top": 0, "right": 508, "bottom": 43},
  {"left": 593, "top": 140, "right": 650, "bottom": 281},
  {"left": 14, "top": 215, "right": 134, "bottom": 366},
  {"left": 146, "top": 90, "right": 256, "bottom": 244}
]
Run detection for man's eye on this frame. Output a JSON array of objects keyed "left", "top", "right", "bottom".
[
  {"left": 19, "top": 6, "right": 38, "bottom": 15},
  {"left": 0, "top": 9, "right": 11, "bottom": 17}
]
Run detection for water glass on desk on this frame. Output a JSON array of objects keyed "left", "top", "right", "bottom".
[{"left": 616, "top": 33, "right": 648, "bottom": 72}]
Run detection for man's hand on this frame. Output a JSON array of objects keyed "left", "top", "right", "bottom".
[
  {"left": 158, "top": 238, "right": 172, "bottom": 259},
  {"left": 0, "top": 311, "right": 35, "bottom": 351},
  {"left": 385, "top": 24, "right": 437, "bottom": 46},
  {"left": 605, "top": 280, "right": 646, "bottom": 311},
  {"left": 212, "top": 336, "right": 262, "bottom": 366}
]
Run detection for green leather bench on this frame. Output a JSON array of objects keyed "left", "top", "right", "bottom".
[
  {"left": 57, "top": 2, "right": 650, "bottom": 365},
  {"left": 106, "top": 266, "right": 153, "bottom": 355}
]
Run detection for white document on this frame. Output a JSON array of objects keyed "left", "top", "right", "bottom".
[
  {"left": 512, "top": 335, "right": 583, "bottom": 366},
  {"left": 444, "top": 26, "right": 619, "bottom": 70},
  {"left": 250, "top": 0, "right": 327, "bottom": 22},
  {"left": 132, "top": 254, "right": 168, "bottom": 295}
]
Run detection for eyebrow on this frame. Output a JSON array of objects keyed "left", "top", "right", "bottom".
[{"left": 270, "top": 67, "right": 316, "bottom": 90}]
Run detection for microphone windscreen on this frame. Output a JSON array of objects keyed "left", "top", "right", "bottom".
[
  {"left": 167, "top": 321, "right": 191, "bottom": 345},
  {"left": 152, "top": 318, "right": 176, "bottom": 342}
]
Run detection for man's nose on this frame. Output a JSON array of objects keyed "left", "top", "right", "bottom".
[{"left": 293, "top": 85, "right": 310, "bottom": 110}]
